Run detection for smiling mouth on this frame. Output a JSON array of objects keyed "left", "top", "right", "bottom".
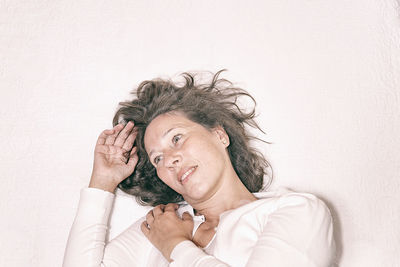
[{"left": 180, "top": 166, "right": 197, "bottom": 184}]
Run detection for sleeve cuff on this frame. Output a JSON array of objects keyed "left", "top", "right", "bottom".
[
  {"left": 170, "top": 240, "right": 207, "bottom": 266},
  {"left": 74, "top": 187, "right": 115, "bottom": 225}
]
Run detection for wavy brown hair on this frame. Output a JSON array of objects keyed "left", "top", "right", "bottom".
[{"left": 113, "top": 70, "right": 272, "bottom": 206}]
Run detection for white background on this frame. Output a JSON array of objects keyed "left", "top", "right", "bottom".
[{"left": 1, "top": 1, "right": 399, "bottom": 266}]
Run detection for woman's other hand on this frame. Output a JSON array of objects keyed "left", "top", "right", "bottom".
[
  {"left": 89, "top": 121, "right": 138, "bottom": 193},
  {"left": 141, "top": 204, "right": 194, "bottom": 262}
]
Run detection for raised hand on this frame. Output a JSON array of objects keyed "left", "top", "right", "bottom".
[{"left": 89, "top": 121, "right": 138, "bottom": 193}]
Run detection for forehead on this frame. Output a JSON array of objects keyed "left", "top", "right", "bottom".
[
  {"left": 148, "top": 112, "right": 192, "bottom": 131},
  {"left": 144, "top": 112, "right": 194, "bottom": 146}
]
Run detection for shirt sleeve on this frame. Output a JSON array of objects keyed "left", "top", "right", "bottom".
[
  {"left": 170, "top": 193, "right": 335, "bottom": 267},
  {"left": 62, "top": 188, "right": 155, "bottom": 267},
  {"left": 170, "top": 241, "right": 229, "bottom": 267}
]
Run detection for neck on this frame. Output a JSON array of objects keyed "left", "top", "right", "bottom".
[{"left": 186, "top": 172, "right": 257, "bottom": 225}]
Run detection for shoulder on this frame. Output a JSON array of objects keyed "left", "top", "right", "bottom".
[
  {"left": 250, "top": 188, "right": 335, "bottom": 247},
  {"left": 215, "top": 188, "right": 336, "bottom": 265},
  {"left": 254, "top": 187, "right": 332, "bottom": 221},
  {"left": 253, "top": 188, "right": 336, "bottom": 265}
]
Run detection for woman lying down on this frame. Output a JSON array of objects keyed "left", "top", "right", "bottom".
[{"left": 63, "top": 70, "right": 336, "bottom": 267}]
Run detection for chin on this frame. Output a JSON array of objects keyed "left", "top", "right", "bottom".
[{"left": 183, "top": 185, "right": 212, "bottom": 202}]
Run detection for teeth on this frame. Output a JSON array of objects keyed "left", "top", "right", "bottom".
[{"left": 181, "top": 167, "right": 196, "bottom": 182}]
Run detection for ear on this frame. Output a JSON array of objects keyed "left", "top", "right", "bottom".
[{"left": 212, "top": 126, "right": 230, "bottom": 147}]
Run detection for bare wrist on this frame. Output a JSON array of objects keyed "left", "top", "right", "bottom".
[{"left": 89, "top": 176, "right": 118, "bottom": 193}]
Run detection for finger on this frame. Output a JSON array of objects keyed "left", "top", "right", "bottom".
[
  {"left": 120, "top": 154, "right": 129, "bottom": 163},
  {"left": 122, "top": 149, "right": 130, "bottom": 159},
  {"left": 114, "top": 121, "right": 134, "bottom": 148},
  {"left": 105, "top": 123, "right": 125, "bottom": 145},
  {"left": 97, "top": 129, "right": 115, "bottom": 145},
  {"left": 182, "top": 212, "right": 193, "bottom": 221},
  {"left": 141, "top": 221, "right": 150, "bottom": 235},
  {"left": 146, "top": 210, "right": 154, "bottom": 224},
  {"left": 127, "top": 147, "right": 139, "bottom": 169},
  {"left": 122, "top": 129, "right": 138, "bottom": 151},
  {"left": 164, "top": 203, "right": 179, "bottom": 212},
  {"left": 153, "top": 205, "right": 165, "bottom": 216}
]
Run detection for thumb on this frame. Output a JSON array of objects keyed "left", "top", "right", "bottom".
[{"left": 182, "top": 212, "right": 193, "bottom": 221}]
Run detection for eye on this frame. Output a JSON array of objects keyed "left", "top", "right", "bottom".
[
  {"left": 153, "top": 155, "right": 162, "bottom": 165},
  {"left": 172, "top": 134, "right": 182, "bottom": 144}
]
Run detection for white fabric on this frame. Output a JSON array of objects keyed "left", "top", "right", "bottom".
[
  {"left": 63, "top": 187, "right": 335, "bottom": 267},
  {"left": 175, "top": 203, "right": 205, "bottom": 237}
]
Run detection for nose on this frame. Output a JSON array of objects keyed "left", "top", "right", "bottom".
[{"left": 164, "top": 151, "right": 181, "bottom": 169}]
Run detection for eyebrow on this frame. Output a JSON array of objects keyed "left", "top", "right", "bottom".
[{"left": 148, "top": 126, "right": 183, "bottom": 159}]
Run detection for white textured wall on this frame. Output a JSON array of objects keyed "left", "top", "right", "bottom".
[{"left": 1, "top": 1, "right": 399, "bottom": 266}]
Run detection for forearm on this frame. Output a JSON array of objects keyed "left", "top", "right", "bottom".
[{"left": 63, "top": 188, "right": 114, "bottom": 267}]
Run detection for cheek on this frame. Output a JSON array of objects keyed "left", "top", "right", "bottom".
[
  {"left": 156, "top": 168, "right": 174, "bottom": 187},
  {"left": 193, "top": 139, "right": 225, "bottom": 163},
  {"left": 156, "top": 168, "right": 167, "bottom": 182}
]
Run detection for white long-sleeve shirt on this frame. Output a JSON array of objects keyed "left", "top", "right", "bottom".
[{"left": 63, "top": 187, "right": 336, "bottom": 267}]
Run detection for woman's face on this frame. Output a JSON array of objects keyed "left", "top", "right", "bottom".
[{"left": 144, "top": 112, "right": 230, "bottom": 202}]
